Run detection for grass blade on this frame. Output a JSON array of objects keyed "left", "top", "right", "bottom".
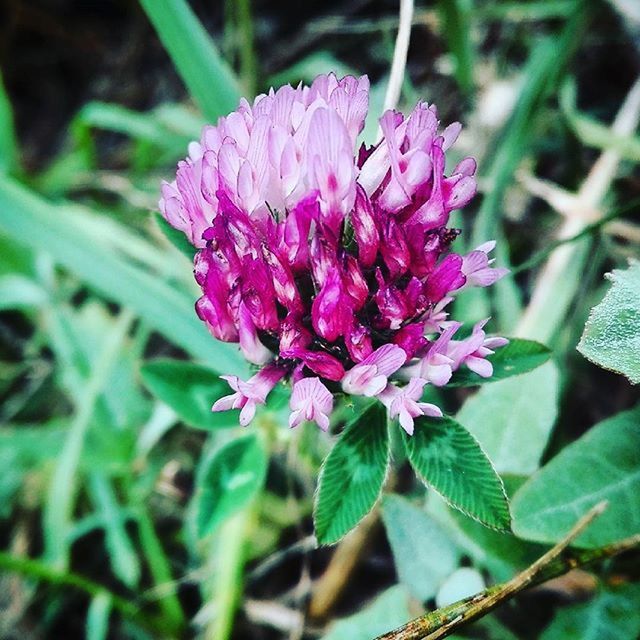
[
  {"left": 0, "top": 70, "right": 18, "bottom": 174},
  {"left": 437, "top": 0, "right": 475, "bottom": 94},
  {"left": 139, "top": 0, "right": 241, "bottom": 120},
  {"left": 0, "top": 175, "right": 247, "bottom": 375}
]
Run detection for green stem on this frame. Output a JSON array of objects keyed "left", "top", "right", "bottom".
[
  {"left": 0, "top": 551, "right": 173, "bottom": 638},
  {"left": 235, "top": 0, "right": 257, "bottom": 96}
]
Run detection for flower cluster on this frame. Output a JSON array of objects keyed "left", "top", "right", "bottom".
[{"left": 160, "top": 73, "right": 507, "bottom": 435}]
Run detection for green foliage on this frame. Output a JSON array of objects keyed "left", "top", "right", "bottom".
[
  {"left": 0, "top": 175, "right": 247, "bottom": 375},
  {"left": 314, "top": 403, "right": 389, "bottom": 544},
  {"left": 0, "top": 71, "right": 18, "bottom": 175},
  {"left": 140, "top": 358, "right": 237, "bottom": 430},
  {"left": 457, "top": 362, "right": 559, "bottom": 474},
  {"left": 540, "top": 583, "right": 640, "bottom": 640},
  {"left": 403, "top": 416, "right": 511, "bottom": 531},
  {"left": 139, "top": 0, "right": 240, "bottom": 120},
  {"left": 578, "top": 261, "right": 640, "bottom": 384},
  {"left": 382, "top": 495, "right": 460, "bottom": 601},
  {"left": 194, "top": 434, "right": 267, "bottom": 538},
  {"left": 321, "top": 586, "right": 411, "bottom": 640},
  {"left": 512, "top": 404, "right": 640, "bottom": 547},
  {"left": 560, "top": 79, "right": 640, "bottom": 162},
  {"left": 448, "top": 339, "right": 552, "bottom": 386}
]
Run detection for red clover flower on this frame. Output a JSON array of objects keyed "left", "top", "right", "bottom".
[{"left": 160, "top": 73, "right": 508, "bottom": 434}]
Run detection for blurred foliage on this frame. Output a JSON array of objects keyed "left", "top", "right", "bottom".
[{"left": 0, "top": 0, "right": 639, "bottom": 639}]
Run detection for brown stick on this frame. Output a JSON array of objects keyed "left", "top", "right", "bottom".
[
  {"left": 309, "top": 509, "right": 380, "bottom": 620},
  {"left": 375, "top": 502, "right": 640, "bottom": 640}
]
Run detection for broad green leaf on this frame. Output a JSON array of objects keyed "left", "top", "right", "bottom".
[
  {"left": 457, "top": 362, "right": 559, "bottom": 474},
  {"left": 139, "top": 0, "right": 240, "bottom": 121},
  {"left": 541, "top": 583, "right": 640, "bottom": 640},
  {"left": 321, "top": 586, "right": 411, "bottom": 640},
  {"left": 140, "top": 358, "right": 237, "bottom": 430},
  {"left": 314, "top": 403, "right": 389, "bottom": 545},
  {"left": 403, "top": 416, "right": 511, "bottom": 531},
  {"left": 578, "top": 261, "right": 640, "bottom": 384},
  {"left": 0, "top": 174, "right": 247, "bottom": 376},
  {"left": 194, "top": 434, "right": 267, "bottom": 537},
  {"left": 512, "top": 405, "right": 640, "bottom": 547},
  {"left": 448, "top": 339, "right": 552, "bottom": 387},
  {"left": 382, "top": 495, "right": 460, "bottom": 601}
]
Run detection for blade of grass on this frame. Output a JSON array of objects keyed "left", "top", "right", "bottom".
[
  {"left": 86, "top": 593, "right": 111, "bottom": 640},
  {"left": 88, "top": 473, "right": 141, "bottom": 589},
  {"left": 139, "top": 0, "right": 241, "bottom": 120},
  {"left": 43, "top": 310, "right": 134, "bottom": 569},
  {"left": 437, "top": 0, "right": 475, "bottom": 94},
  {"left": 0, "top": 70, "right": 18, "bottom": 175},
  {"left": 0, "top": 551, "right": 175, "bottom": 637},
  {"left": 471, "top": 4, "right": 589, "bottom": 329},
  {"left": 0, "top": 175, "right": 247, "bottom": 375},
  {"left": 136, "top": 504, "right": 187, "bottom": 630},
  {"left": 560, "top": 78, "right": 640, "bottom": 161}
]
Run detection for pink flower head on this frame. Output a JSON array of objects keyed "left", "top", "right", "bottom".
[
  {"left": 289, "top": 377, "right": 334, "bottom": 431},
  {"left": 341, "top": 344, "right": 407, "bottom": 396},
  {"left": 160, "top": 73, "right": 507, "bottom": 431},
  {"left": 458, "top": 241, "right": 509, "bottom": 290},
  {"left": 447, "top": 319, "right": 509, "bottom": 378},
  {"left": 378, "top": 378, "right": 443, "bottom": 435},
  {"left": 212, "top": 364, "right": 287, "bottom": 426}
]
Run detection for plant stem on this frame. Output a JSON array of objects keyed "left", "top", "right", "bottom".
[
  {"left": 375, "top": 502, "right": 640, "bottom": 640},
  {"left": 0, "top": 551, "right": 174, "bottom": 638}
]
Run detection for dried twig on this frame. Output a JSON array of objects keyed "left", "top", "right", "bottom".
[
  {"left": 309, "top": 509, "right": 381, "bottom": 620},
  {"left": 375, "top": 502, "right": 640, "bottom": 640},
  {"left": 383, "top": 0, "right": 415, "bottom": 112}
]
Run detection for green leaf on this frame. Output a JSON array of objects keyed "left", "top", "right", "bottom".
[
  {"left": 382, "top": 495, "right": 460, "bottom": 601},
  {"left": 321, "top": 586, "right": 411, "bottom": 640},
  {"left": 512, "top": 404, "right": 640, "bottom": 547},
  {"left": 540, "top": 583, "right": 640, "bottom": 640},
  {"left": 140, "top": 359, "right": 237, "bottom": 430},
  {"left": 0, "top": 174, "right": 247, "bottom": 376},
  {"left": 448, "top": 339, "right": 552, "bottom": 387},
  {"left": 457, "top": 362, "right": 559, "bottom": 474},
  {"left": 314, "top": 403, "right": 389, "bottom": 545},
  {"left": 578, "top": 260, "right": 640, "bottom": 384},
  {"left": 139, "top": 0, "right": 240, "bottom": 121},
  {"left": 194, "top": 434, "right": 267, "bottom": 538},
  {"left": 403, "top": 416, "right": 511, "bottom": 531}
]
